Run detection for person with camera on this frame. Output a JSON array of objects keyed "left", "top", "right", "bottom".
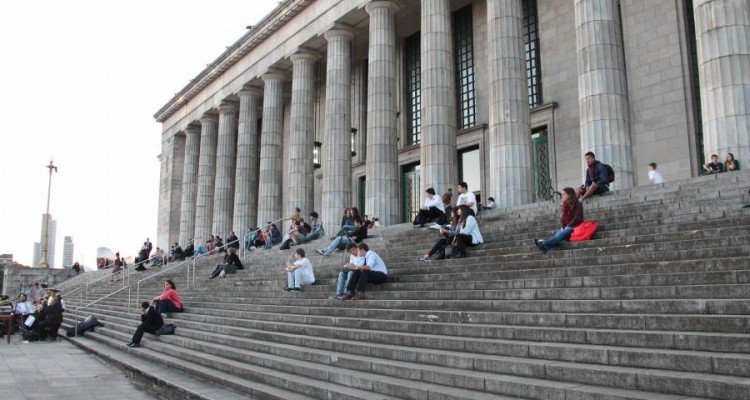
[
  {"left": 127, "top": 301, "right": 164, "bottom": 348},
  {"left": 316, "top": 216, "right": 368, "bottom": 256}
]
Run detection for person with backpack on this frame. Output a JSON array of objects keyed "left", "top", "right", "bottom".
[
  {"left": 126, "top": 301, "right": 164, "bottom": 348},
  {"left": 576, "top": 151, "right": 613, "bottom": 201}
]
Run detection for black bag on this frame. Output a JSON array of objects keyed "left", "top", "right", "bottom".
[
  {"left": 279, "top": 239, "right": 292, "bottom": 250},
  {"left": 155, "top": 323, "right": 176, "bottom": 336},
  {"left": 443, "top": 244, "right": 455, "bottom": 259},
  {"left": 603, "top": 164, "right": 615, "bottom": 183},
  {"left": 66, "top": 315, "right": 103, "bottom": 337}
]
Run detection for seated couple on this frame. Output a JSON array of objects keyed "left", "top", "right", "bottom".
[
  {"left": 330, "top": 243, "right": 388, "bottom": 301},
  {"left": 280, "top": 212, "right": 325, "bottom": 249},
  {"left": 208, "top": 247, "right": 244, "bottom": 279},
  {"left": 316, "top": 216, "right": 367, "bottom": 256},
  {"left": 420, "top": 205, "right": 483, "bottom": 261}
]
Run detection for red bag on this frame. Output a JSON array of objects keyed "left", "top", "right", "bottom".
[{"left": 570, "top": 221, "right": 598, "bottom": 242}]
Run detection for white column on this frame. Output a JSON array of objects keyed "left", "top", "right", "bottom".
[
  {"left": 193, "top": 114, "right": 218, "bottom": 243},
  {"left": 288, "top": 51, "right": 317, "bottom": 216},
  {"left": 257, "top": 72, "right": 286, "bottom": 226},
  {"left": 212, "top": 101, "right": 238, "bottom": 237},
  {"left": 694, "top": 0, "right": 750, "bottom": 163},
  {"left": 487, "top": 0, "right": 534, "bottom": 208},
  {"left": 420, "top": 0, "right": 457, "bottom": 196},
  {"left": 365, "top": 0, "right": 400, "bottom": 225},
  {"left": 575, "top": 0, "right": 634, "bottom": 188},
  {"left": 178, "top": 124, "right": 201, "bottom": 245},
  {"left": 233, "top": 87, "right": 262, "bottom": 231},
  {"left": 322, "top": 27, "right": 355, "bottom": 237}
]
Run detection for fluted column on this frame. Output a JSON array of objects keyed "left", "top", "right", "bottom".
[
  {"left": 365, "top": 1, "right": 400, "bottom": 225},
  {"left": 487, "top": 0, "right": 534, "bottom": 208},
  {"left": 178, "top": 125, "right": 201, "bottom": 245},
  {"left": 257, "top": 72, "right": 286, "bottom": 226},
  {"left": 323, "top": 27, "right": 355, "bottom": 234},
  {"left": 421, "top": 0, "right": 457, "bottom": 197},
  {"left": 575, "top": 0, "right": 634, "bottom": 188},
  {"left": 194, "top": 114, "right": 219, "bottom": 243},
  {"left": 233, "top": 87, "right": 262, "bottom": 232},
  {"left": 694, "top": 0, "right": 750, "bottom": 163},
  {"left": 212, "top": 102, "right": 239, "bottom": 237},
  {"left": 288, "top": 51, "right": 317, "bottom": 216}
]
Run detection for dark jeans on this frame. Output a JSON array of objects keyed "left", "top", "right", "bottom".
[
  {"left": 428, "top": 237, "right": 450, "bottom": 257},
  {"left": 131, "top": 323, "right": 161, "bottom": 344},
  {"left": 209, "top": 264, "right": 225, "bottom": 279},
  {"left": 346, "top": 270, "right": 388, "bottom": 294},
  {"left": 414, "top": 207, "right": 444, "bottom": 225},
  {"left": 155, "top": 300, "right": 182, "bottom": 314},
  {"left": 453, "top": 234, "right": 475, "bottom": 256}
]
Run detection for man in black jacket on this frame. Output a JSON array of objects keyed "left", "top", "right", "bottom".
[{"left": 127, "top": 301, "right": 164, "bottom": 347}]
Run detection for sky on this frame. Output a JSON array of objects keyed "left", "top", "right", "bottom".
[{"left": 0, "top": 0, "right": 279, "bottom": 270}]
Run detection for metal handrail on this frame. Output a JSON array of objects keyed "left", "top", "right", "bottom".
[
  {"left": 133, "top": 258, "right": 192, "bottom": 309},
  {"left": 72, "top": 285, "right": 130, "bottom": 338},
  {"left": 240, "top": 217, "right": 287, "bottom": 259}
]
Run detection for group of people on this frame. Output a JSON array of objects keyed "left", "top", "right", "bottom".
[
  {"left": 126, "top": 279, "right": 182, "bottom": 347},
  {"left": 703, "top": 153, "right": 740, "bottom": 175},
  {"left": 9, "top": 286, "right": 65, "bottom": 341}
]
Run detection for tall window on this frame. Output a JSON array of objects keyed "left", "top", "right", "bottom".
[
  {"left": 453, "top": 5, "right": 476, "bottom": 130},
  {"left": 523, "top": 0, "right": 542, "bottom": 107},
  {"left": 404, "top": 32, "right": 421, "bottom": 145},
  {"left": 683, "top": 0, "right": 704, "bottom": 166}
]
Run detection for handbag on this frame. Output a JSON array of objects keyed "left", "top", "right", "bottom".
[
  {"left": 155, "top": 323, "right": 176, "bottom": 336},
  {"left": 570, "top": 221, "right": 599, "bottom": 242},
  {"left": 443, "top": 244, "right": 455, "bottom": 259}
]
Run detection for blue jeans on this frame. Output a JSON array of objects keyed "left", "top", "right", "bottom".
[
  {"left": 155, "top": 299, "right": 182, "bottom": 314},
  {"left": 336, "top": 270, "right": 353, "bottom": 296},
  {"left": 541, "top": 227, "right": 575, "bottom": 250},
  {"left": 323, "top": 236, "right": 354, "bottom": 255}
]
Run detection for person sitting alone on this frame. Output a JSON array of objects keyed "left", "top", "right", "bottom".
[
  {"left": 151, "top": 280, "right": 183, "bottom": 317},
  {"left": 413, "top": 188, "right": 445, "bottom": 227},
  {"left": 703, "top": 154, "right": 724, "bottom": 175},
  {"left": 316, "top": 216, "right": 368, "bottom": 256},
  {"left": 576, "top": 151, "right": 610, "bottom": 201},
  {"left": 330, "top": 244, "right": 364, "bottom": 299},
  {"left": 535, "top": 187, "right": 584, "bottom": 253},
  {"left": 340, "top": 243, "right": 388, "bottom": 301},
  {"left": 208, "top": 247, "right": 244, "bottom": 279},
  {"left": 126, "top": 301, "right": 164, "bottom": 348},
  {"left": 284, "top": 248, "right": 315, "bottom": 292}
]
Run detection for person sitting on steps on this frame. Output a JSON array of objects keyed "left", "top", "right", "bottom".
[
  {"left": 284, "top": 248, "right": 315, "bottom": 292},
  {"left": 703, "top": 154, "right": 724, "bottom": 175},
  {"left": 576, "top": 151, "right": 610, "bottom": 202},
  {"left": 317, "top": 216, "right": 367, "bottom": 256},
  {"left": 452, "top": 205, "right": 483, "bottom": 258},
  {"left": 151, "top": 280, "right": 183, "bottom": 317},
  {"left": 208, "top": 247, "right": 244, "bottom": 279},
  {"left": 420, "top": 208, "right": 459, "bottom": 262},
  {"left": 535, "top": 187, "right": 584, "bottom": 253},
  {"left": 413, "top": 188, "right": 445, "bottom": 227},
  {"left": 330, "top": 243, "right": 364, "bottom": 299},
  {"left": 340, "top": 243, "right": 388, "bottom": 301},
  {"left": 126, "top": 301, "right": 164, "bottom": 348}
]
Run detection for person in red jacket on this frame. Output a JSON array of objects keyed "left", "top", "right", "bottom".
[
  {"left": 534, "top": 187, "right": 583, "bottom": 253},
  {"left": 151, "top": 280, "right": 183, "bottom": 317}
]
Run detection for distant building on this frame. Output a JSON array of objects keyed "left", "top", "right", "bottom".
[
  {"left": 0, "top": 254, "right": 12, "bottom": 267},
  {"left": 33, "top": 213, "right": 57, "bottom": 268},
  {"left": 63, "top": 236, "right": 74, "bottom": 268}
]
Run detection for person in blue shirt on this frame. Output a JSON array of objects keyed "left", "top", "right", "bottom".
[
  {"left": 576, "top": 151, "right": 609, "bottom": 201},
  {"left": 340, "top": 243, "right": 388, "bottom": 301}
]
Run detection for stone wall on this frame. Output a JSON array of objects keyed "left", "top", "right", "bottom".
[{"left": 2, "top": 267, "right": 79, "bottom": 297}]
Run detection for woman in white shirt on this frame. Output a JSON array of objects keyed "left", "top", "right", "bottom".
[
  {"left": 413, "top": 188, "right": 445, "bottom": 227},
  {"left": 285, "top": 248, "right": 315, "bottom": 291},
  {"left": 453, "top": 205, "right": 483, "bottom": 258}
]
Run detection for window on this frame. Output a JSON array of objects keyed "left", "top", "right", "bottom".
[
  {"left": 523, "top": 0, "right": 542, "bottom": 107},
  {"left": 458, "top": 146, "right": 481, "bottom": 197},
  {"left": 453, "top": 5, "right": 476, "bottom": 129},
  {"left": 404, "top": 32, "right": 421, "bottom": 145}
]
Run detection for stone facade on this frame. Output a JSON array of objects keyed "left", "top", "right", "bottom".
[{"left": 155, "top": 0, "right": 750, "bottom": 250}]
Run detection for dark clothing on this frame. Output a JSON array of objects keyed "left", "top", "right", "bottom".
[
  {"left": 414, "top": 207, "right": 444, "bottom": 226},
  {"left": 226, "top": 234, "right": 240, "bottom": 249},
  {"left": 33, "top": 302, "right": 63, "bottom": 339},
  {"left": 154, "top": 299, "right": 182, "bottom": 314},
  {"left": 584, "top": 161, "right": 610, "bottom": 188},
  {"left": 349, "top": 225, "right": 368, "bottom": 243},
  {"left": 209, "top": 253, "right": 244, "bottom": 278},
  {"left": 131, "top": 306, "right": 164, "bottom": 344},
  {"left": 453, "top": 234, "right": 475, "bottom": 257},
  {"left": 346, "top": 270, "right": 388, "bottom": 293},
  {"left": 561, "top": 200, "right": 584, "bottom": 228},
  {"left": 172, "top": 246, "right": 184, "bottom": 261},
  {"left": 705, "top": 162, "right": 724, "bottom": 174},
  {"left": 183, "top": 244, "right": 194, "bottom": 259},
  {"left": 725, "top": 160, "right": 740, "bottom": 171}
]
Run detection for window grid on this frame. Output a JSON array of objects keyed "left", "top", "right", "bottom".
[
  {"left": 523, "top": 0, "right": 543, "bottom": 107},
  {"left": 404, "top": 32, "right": 421, "bottom": 146},
  {"left": 453, "top": 5, "right": 476, "bottom": 130}
]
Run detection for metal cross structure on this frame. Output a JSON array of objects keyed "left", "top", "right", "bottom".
[{"left": 39, "top": 159, "right": 58, "bottom": 268}]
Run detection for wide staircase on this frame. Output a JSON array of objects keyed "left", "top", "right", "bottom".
[{"left": 58, "top": 171, "right": 750, "bottom": 400}]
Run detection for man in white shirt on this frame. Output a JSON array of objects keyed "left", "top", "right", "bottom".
[
  {"left": 648, "top": 162, "right": 664, "bottom": 185},
  {"left": 341, "top": 243, "right": 388, "bottom": 301},
  {"left": 413, "top": 188, "right": 445, "bottom": 227},
  {"left": 456, "top": 182, "right": 478, "bottom": 214},
  {"left": 330, "top": 243, "right": 364, "bottom": 299},
  {"left": 284, "top": 248, "right": 315, "bottom": 291}
]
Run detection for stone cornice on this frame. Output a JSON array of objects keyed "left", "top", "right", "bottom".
[{"left": 153, "top": 0, "right": 314, "bottom": 123}]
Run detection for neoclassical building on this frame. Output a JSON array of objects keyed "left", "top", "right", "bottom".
[{"left": 155, "top": 0, "right": 750, "bottom": 249}]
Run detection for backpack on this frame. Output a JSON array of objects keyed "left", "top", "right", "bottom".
[
  {"left": 155, "top": 323, "right": 176, "bottom": 336},
  {"left": 603, "top": 164, "right": 615, "bottom": 183}
]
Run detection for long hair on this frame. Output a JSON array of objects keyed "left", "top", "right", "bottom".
[
  {"left": 165, "top": 280, "right": 176, "bottom": 291},
  {"left": 456, "top": 205, "right": 472, "bottom": 227},
  {"left": 562, "top": 187, "right": 576, "bottom": 206}
]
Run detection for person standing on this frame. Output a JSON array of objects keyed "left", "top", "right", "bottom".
[
  {"left": 126, "top": 301, "right": 164, "bottom": 348},
  {"left": 647, "top": 162, "right": 664, "bottom": 185}
]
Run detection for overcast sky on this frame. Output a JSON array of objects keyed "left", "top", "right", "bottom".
[{"left": 0, "top": 0, "right": 278, "bottom": 269}]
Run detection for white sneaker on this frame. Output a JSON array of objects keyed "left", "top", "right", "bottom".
[{"left": 429, "top": 223, "right": 442, "bottom": 230}]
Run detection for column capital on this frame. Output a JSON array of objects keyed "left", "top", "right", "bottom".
[
  {"left": 365, "top": 0, "right": 400, "bottom": 15},
  {"left": 324, "top": 25, "right": 356, "bottom": 41},
  {"left": 185, "top": 124, "right": 201, "bottom": 135},
  {"left": 219, "top": 101, "right": 239, "bottom": 114},
  {"left": 238, "top": 86, "right": 263, "bottom": 98},
  {"left": 200, "top": 113, "right": 218, "bottom": 124},
  {"left": 290, "top": 49, "right": 320, "bottom": 63},
  {"left": 262, "top": 69, "right": 288, "bottom": 83}
]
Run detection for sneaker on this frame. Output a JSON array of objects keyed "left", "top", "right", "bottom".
[
  {"left": 283, "top": 287, "right": 292, "bottom": 292},
  {"left": 315, "top": 249, "right": 325, "bottom": 255},
  {"left": 328, "top": 295, "right": 343, "bottom": 300},
  {"left": 419, "top": 255, "right": 432, "bottom": 262},
  {"left": 160, "top": 313, "right": 167, "bottom": 318},
  {"left": 291, "top": 287, "right": 301, "bottom": 292},
  {"left": 534, "top": 239, "right": 548, "bottom": 254},
  {"left": 429, "top": 223, "right": 442, "bottom": 230}
]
